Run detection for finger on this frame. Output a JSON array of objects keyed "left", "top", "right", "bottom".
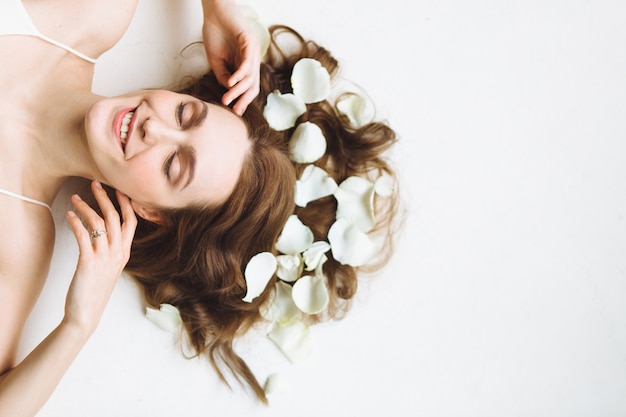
[
  {"left": 228, "top": 74, "right": 260, "bottom": 115},
  {"left": 222, "top": 64, "right": 259, "bottom": 101},
  {"left": 228, "top": 33, "right": 258, "bottom": 85},
  {"left": 70, "top": 194, "right": 106, "bottom": 237},
  {"left": 228, "top": 66, "right": 260, "bottom": 112},
  {"left": 66, "top": 210, "right": 94, "bottom": 255},
  {"left": 227, "top": 56, "right": 255, "bottom": 90},
  {"left": 221, "top": 75, "right": 253, "bottom": 106},
  {"left": 91, "top": 181, "right": 121, "bottom": 240},
  {"left": 231, "top": 82, "right": 260, "bottom": 115},
  {"left": 116, "top": 190, "right": 137, "bottom": 249},
  {"left": 226, "top": 61, "right": 249, "bottom": 89},
  {"left": 209, "top": 59, "right": 234, "bottom": 90}
]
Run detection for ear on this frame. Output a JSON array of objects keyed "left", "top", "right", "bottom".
[{"left": 131, "top": 201, "right": 164, "bottom": 224}]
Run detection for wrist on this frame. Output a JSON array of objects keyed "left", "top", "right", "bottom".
[
  {"left": 201, "top": 0, "right": 232, "bottom": 15},
  {"left": 59, "top": 316, "right": 96, "bottom": 343}
]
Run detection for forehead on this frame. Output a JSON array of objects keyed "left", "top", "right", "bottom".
[{"left": 182, "top": 103, "right": 250, "bottom": 207}]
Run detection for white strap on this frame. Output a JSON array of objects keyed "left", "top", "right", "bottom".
[
  {"left": 36, "top": 33, "right": 98, "bottom": 64},
  {"left": 0, "top": 188, "right": 53, "bottom": 213}
]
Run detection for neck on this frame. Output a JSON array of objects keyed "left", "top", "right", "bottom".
[{"left": 27, "top": 80, "right": 102, "bottom": 199}]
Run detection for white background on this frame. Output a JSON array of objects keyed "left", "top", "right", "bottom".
[{"left": 17, "top": 0, "right": 626, "bottom": 416}]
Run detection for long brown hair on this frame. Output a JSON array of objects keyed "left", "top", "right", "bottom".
[{"left": 121, "top": 25, "right": 399, "bottom": 403}]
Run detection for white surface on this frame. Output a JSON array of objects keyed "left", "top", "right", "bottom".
[{"left": 17, "top": 0, "right": 626, "bottom": 416}]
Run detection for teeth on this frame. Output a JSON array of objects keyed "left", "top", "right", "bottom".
[{"left": 120, "top": 111, "right": 134, "bottom": 145}]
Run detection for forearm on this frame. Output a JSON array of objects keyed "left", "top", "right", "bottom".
[{"left": 0, "top": 320, "right": 91, "bottom": 417}]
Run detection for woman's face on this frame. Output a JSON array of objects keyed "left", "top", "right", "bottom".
[{"left": 85, "top": 90, "right": 250, "bottom": 216}]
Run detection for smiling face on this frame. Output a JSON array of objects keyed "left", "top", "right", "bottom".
[{"left": 84, "top": 90, "right": 251, "bottom": 218}]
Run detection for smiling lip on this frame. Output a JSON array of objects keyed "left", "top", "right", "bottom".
[{"left": 114, "top": 107, "right": 136, "bottom": 152}]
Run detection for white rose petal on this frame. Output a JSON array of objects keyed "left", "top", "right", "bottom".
[
  {"left": 239, "top": 5, "right": 271, "bottom": 58},
  {"left": 243, "top": 252, "right": 277, "bottom": 303},
  {"left": 291, "top": 58, "right": 331, "bottom": 104},
  {"left": 295, "top": 165, "right": 338, "bottom": 207},
  {"left": 263, "top": 91, "right": 306, "bottom": 131},
  {"left": 276, "top": 254, "right": 304, "bottom": 282},
  {"left": 302, "top": 241, "right": 331, "bottom": 271},
  {"left": 261, "top": 281, "right": 300, "bottom": 324},
  {"left": 146, "top": 304, "right": 182, "bottom": 333},
  {"left": 336, "top": 93, "right": 368, "bottom": 126},
  {"left": 328, "top": 217, "right": 377, "bottom": 267},
  {"left": 374, "top": 174, "right": 394, "bottom": 197},
  {"left": 334, "top": 176, "right": 376, "bottom": 232},
  {"left": 314, "top": 253, "right": 328, "bottom": 277},
  {"left": 268, "top": 319, "right": 314, "bottom": 363},
  {"left": 275, "top": 215, "right": 314, "bottom": 255},
  {"left": 292, "top": 275, "right": 330, "bottom": 315},
  {"left": 289, "top": 122, "right": 327, "bottom": 163},
  {"left": 264, "top": 373, "right": 290, "bottom": 396}
]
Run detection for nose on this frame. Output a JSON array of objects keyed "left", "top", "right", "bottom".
[
  {"left": 142, "top": 117, "right": 165, "bottom": 144},
  {"left": 142, "top": 117, "right": 181, "bottom": 146}
]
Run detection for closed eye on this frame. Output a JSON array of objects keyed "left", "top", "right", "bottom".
[{"left": 163, "top": 151, "right": 176, "bottom": 180}]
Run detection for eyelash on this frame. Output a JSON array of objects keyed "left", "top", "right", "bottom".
[
  {"left": 167, "top": 102, "right": 185, "bottom": 179},
  {"left": 164, "top": 151, "right": 176, "bottom": 180}
]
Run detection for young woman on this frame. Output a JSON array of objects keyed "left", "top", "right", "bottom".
[{"left": 0, "top": 0, "right": 399, "bottom": 414}]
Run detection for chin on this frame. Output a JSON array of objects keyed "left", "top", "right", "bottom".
[{"left": 84, "top": 100, "right": 106, "bottom": 136}]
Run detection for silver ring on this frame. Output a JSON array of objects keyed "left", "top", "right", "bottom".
[{"left": 90, "top": 229, "right": 107, "bottom": 239}]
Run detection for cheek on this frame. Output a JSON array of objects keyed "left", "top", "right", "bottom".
[{"left": 118, "top": 157, "right": 165, "bottom": 202}]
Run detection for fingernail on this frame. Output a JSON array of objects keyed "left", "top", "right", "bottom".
[
  {"left": 73, "top": 194, "right": 82, "bottom": 201},
  {"left": 94, "top": 180, "right": 103, "bottom": 189}
]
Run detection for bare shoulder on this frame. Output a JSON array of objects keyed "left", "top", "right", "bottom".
[
  {"left": 0, "top": 203, "right": 55, "bottom": 373},
  {"left": 22, "top": 0, "right": 140, "bottom": 58}
]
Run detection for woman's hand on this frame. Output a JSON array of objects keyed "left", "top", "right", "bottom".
[
  {"left": 201, "top": 0, "right": 261, "bottom": 115},
  {"left": 63, "top": 181, "right": 137, "bottom": 334}
]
